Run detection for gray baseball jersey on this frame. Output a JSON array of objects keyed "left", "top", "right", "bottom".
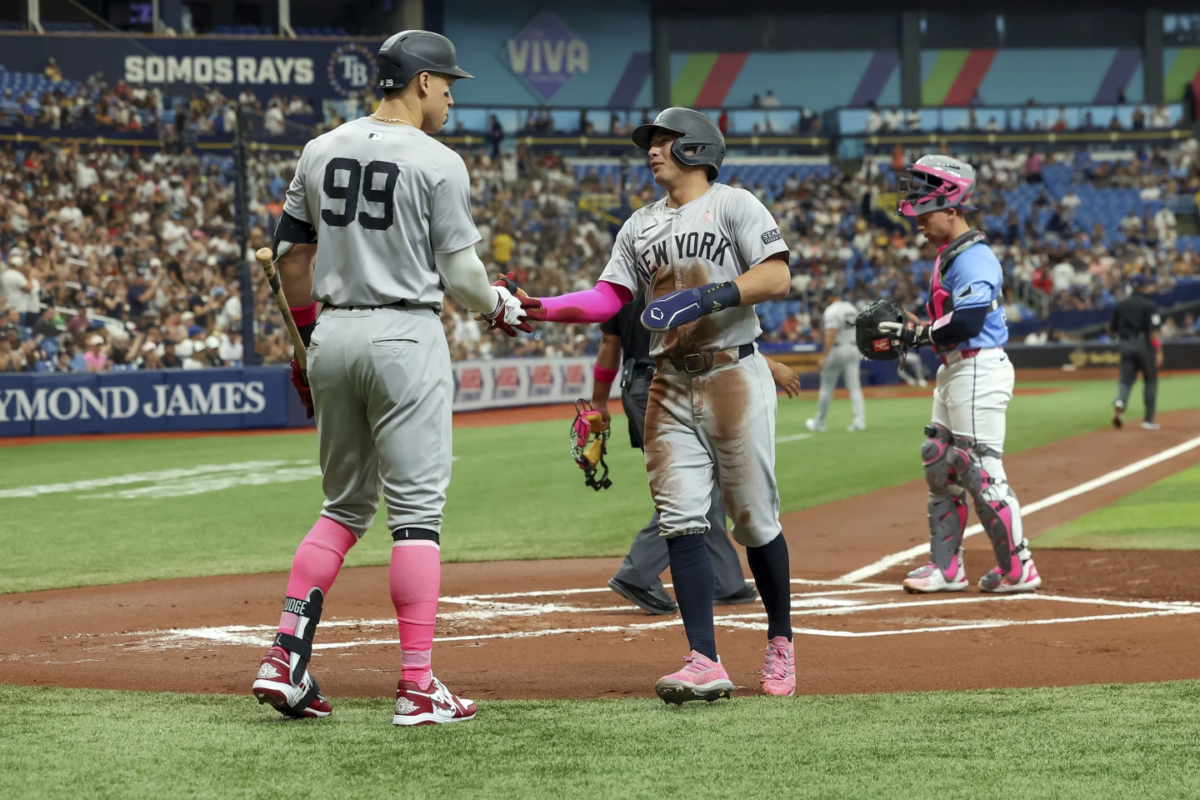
[
  {"left": 823, "top": 300, "right": 859, "bottom": 348},
  {"left": 599, "top": 183, "right": 789, "bottom": 357},
  {"left": 283, "top": 117, "right": 481, "bottom": 307}
]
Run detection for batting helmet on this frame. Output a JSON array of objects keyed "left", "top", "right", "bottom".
[
  {"left": 631, "top": 107, "right": 726, "bottom": 182},
  {"left": 376, "top": 30, "right": 473, "bottom": 91},
  {"left": 897, "top": 155, "right": 976, "bottom": 217}
]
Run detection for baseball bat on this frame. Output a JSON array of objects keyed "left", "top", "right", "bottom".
[{"left": 254, "top": 247, "right": 308, "bottom": 370}]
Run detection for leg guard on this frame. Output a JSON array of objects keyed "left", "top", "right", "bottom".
[
  {"left": 967, "top": 445, "right": 1028, "bottom": 580},
  {"left": 272, "top": 587, "right": 325, "bottom": 716},
  {"left": 922, "top": 424, "right": 971, "bottom": 574}
]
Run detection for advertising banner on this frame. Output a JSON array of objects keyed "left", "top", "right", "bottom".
[
  {"left": 452, "top": 356, "right": 605, "bottom": 412},
  {"left": 0, "top": 33, "right": 384, "bottom": 99}
]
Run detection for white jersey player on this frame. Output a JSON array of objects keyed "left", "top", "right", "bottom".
[
  {"left": 251, "top": 31, "right": 533, "bottom": 727},
  {"left": 806, "top": 289, "right": 866, "bottom": 433},
  {"left": 509, "top": 108, "right": 797, "bottom": 702}
]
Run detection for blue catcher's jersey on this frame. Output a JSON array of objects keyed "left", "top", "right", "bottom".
[{"left": 938, "top": 243, "right": 1009, "bottom": 351}]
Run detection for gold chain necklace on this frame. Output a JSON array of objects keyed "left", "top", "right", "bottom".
[{"left": 369, "top": 113, "right": 414, "bottom": 126}]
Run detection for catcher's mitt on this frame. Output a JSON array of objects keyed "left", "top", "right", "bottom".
[
  {"left": 855, "top": 299, "right": 908, "bottom": 361},
  {"left": 570, "top": 399, "right": 612, "bottom": 491}
]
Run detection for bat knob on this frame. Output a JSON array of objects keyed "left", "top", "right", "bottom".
[{"left": 255, "top": 247, "right": 275, "bottom": 264}]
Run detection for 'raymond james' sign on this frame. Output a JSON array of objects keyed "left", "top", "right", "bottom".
[{"left": 502, "top": 9, "right": 588, "bottom": 102}]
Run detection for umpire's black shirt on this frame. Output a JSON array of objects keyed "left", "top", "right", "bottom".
[
  {"left": 600, "top": 294, "right": 651, "bottom": 363},
  {"left": 1110, "top": 293, "right": 1161, "bottom": 341}
]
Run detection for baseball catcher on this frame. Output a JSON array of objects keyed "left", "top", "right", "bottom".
[{"left": 861, "top": 154, "right": 1040, "bottom": 595}]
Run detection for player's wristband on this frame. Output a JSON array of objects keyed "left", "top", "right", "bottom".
[
  {"left": 291, "top": 303, "right": 318, "bottom": 347},
  {"left": 593, "top": 364, "right": 619, "bottom": 384},
  {"left": 698, "top": 282, "right": 741, "bottom": 315},
  {"left": 1152, "top": 338, "right": 1162, "bottom": 349}
]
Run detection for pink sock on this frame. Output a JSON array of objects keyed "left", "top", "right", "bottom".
[
  {"left": 277, "top": 516, "right": 358, "bottom": 636},
  {"left": 390, "top": 539, "right": 441, "bottom": 689}
]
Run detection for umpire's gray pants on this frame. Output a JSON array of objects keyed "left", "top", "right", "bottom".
[
  {"left": 611, "top": 371, "right": 747, "bottom": 596},
  {"left": 308, "top": 306, "right": 452, "bottom": 537}
]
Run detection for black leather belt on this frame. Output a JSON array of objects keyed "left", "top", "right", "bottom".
[
  {"left": 324, "top": 300, "right": 441, "bottom": 313},
  {"left": 656, "top": 343, "right": 754, "bottom": 374}
]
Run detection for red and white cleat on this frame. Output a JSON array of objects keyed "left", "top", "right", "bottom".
[
  {"left": 654, "top": 651, "right": 734, "bottom": 705},
  {"left": 903, "top": 549, "right": 969, "bottom": 594},
  {"left": 393, "top": 675, "right": 478, "bottom": 726},
  {"left": 252, "top": 646, "right": 332, "bottom": 718},
  {"left": 979, "top": 558, "right": 1042, "bottom": 594},
  {"left": 761, "top": 636, "right": 796, "bottom": 697}
]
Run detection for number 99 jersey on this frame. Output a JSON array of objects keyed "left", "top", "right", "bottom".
[{"left": 281, "top": 117, "right": 482, "bottom": 307}]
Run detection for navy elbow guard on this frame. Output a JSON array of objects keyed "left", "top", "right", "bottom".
[
  {"left": 930, "top": 306, "right": 989, "bottom": 349},
  {"left": 642, "top": 281, "right": 741, "bottom": 332}
]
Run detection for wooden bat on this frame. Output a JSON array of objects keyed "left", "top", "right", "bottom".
[{"left": 254, "top": 247, "right": 308, "bottom": 370}]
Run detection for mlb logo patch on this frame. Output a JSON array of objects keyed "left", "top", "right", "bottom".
[{"left": 368, "top": 132, "right": 381, "bottom": 140}]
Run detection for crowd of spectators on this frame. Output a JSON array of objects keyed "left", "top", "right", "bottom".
[{"left": 4, "top": 97, "right": 1200, "bottom": 373}]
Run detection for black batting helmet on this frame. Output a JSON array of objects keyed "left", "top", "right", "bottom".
[
  {"left": 631, "top": 107, "right": 725, "bottom": 182},
  {"left": 377, "top": 30, "right": 473, "bottom": 91}
]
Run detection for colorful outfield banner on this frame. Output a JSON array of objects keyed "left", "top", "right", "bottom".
[
  {"left": 919, "top": 48, "right": 1145, "bottom": 106},
  {"left": 1164, "top": 48, "right": 1200, "bottom": 102},
  {"left": 668, "top": 50, "right": 900, "bottom": 110}
]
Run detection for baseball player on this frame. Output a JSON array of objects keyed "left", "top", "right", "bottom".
[
  {"left": 594, "top": 294, "right": 802, "bottom": 615},
  {"left": 806, "top": 288, "right": 866, "bottom": 433},
  {"left": 511, "top": 108, "right": 797, "bottom": 701},
  {"left": 873, "top": 155, "right": 1040, "bottom": 595},
  {"left": 251, "top": 31, "right": 535, "bottom": 726},
  {"left": 1109, "top": 275, "right": 1163, "bottom": 430}
]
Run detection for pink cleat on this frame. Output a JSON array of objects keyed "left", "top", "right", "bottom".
[
  {"left": 903, "top": 548, "right": 969, "bottom": 594},
  {"left": 654, "top": 651, "right": 734, "bottom": 705},
  {"left": 979, "top": 558, "right": 1042, "bottom": 594},
  {"left": 761, "top": 636, "right": 796, "bottom": 696}
]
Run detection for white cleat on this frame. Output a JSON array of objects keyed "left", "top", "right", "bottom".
[
  {"left": 1142, "top": 421, "right": 1161, "bottom": 430},
  {"left": 847, "top": 420, "right": 866, "bottom": 432},
  {"left": 903, "top": 550, "right": 969, "bottom": 594},
  {"left": 805, "top": 418, "right": 825, "bottom": 433},
  {"left": 979, "top": 558, "right": 1042, "bottom": 594}
]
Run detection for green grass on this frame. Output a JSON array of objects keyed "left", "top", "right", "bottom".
[
  {"left": 1037, "top": 462, "right": 1200, "bottom": 550},
  {"left": 2, "top": 376, "right": 1198, "bottom": 593},
  {"left": 2, "top": 682, "right": 1199, "bottom": 799}
]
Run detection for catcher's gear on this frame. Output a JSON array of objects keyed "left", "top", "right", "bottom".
[
  {"left": 855, "top": 299, "right": 911, "bottom": 361},
  {"left": 570, "top": 399, "right": 612, "bottom": 491},
  {"left": 898, "top": 155, "right": 976, "bottom": 217}
]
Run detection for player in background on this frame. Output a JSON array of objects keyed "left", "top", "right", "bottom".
[
  {"left": 501, "top": 108, "right": 797, "bottom": 701},
  {"left": 250, "top": 31, "right": 536, "bottom": 726},
  {"left": 882, "top": 155, "right": 1041, "bottom": 595},
  {"left": 1109, "top": 275, "right": 1163, "bottom": 430},
  {"left": 806, "top": 287, "right": 866, "bottom": 433}
]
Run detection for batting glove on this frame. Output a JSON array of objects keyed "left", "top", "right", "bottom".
[
  {"left": 481, "top": 275, "right": 541, "bottom": 337},
  {"left": 289, "top": 358, "right": 313, "bottom": 419}
]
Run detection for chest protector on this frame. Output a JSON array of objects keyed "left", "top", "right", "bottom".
[{"left": 926, "top": 230, "right": 988, "bottom": 324}]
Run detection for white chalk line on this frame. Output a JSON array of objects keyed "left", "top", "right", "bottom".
[
  {"left": 838, "top": 433, "right": 1200, "bottom": 584},
  {"left": 106, "top": 585, "right": 1200, "bottom": 653},
  {"left": 776, "top": 433, "right": 813, "bottom": 444}
]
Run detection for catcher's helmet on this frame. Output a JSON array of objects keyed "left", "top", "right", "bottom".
[
  {"left": 898, "top": 155, "right": 976, "bottom": 217},
  {"left": 631, "top": 107, "right": 726, "bottom": 182},
  {"left": 377, "top": 30, "right": 473, "bottom": 90},
  {"left": 855, "top": 299, "right": 907, "bottom": 361}
]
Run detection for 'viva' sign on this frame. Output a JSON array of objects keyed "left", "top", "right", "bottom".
[{"left": 503, "top": 9, "right": 588, "bottom": 102}]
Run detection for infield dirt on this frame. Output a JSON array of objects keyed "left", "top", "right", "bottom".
[{"left": 1, "top": 409, "right": 1198, "bottom": 702}]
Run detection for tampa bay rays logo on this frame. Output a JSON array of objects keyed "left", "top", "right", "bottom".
[{"left": 327, "top": 43, "right": 375, "bottom": 96}]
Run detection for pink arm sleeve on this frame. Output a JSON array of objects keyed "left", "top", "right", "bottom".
[{"left": 539, "top": 280, "right": 633, "bottom": 323}]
